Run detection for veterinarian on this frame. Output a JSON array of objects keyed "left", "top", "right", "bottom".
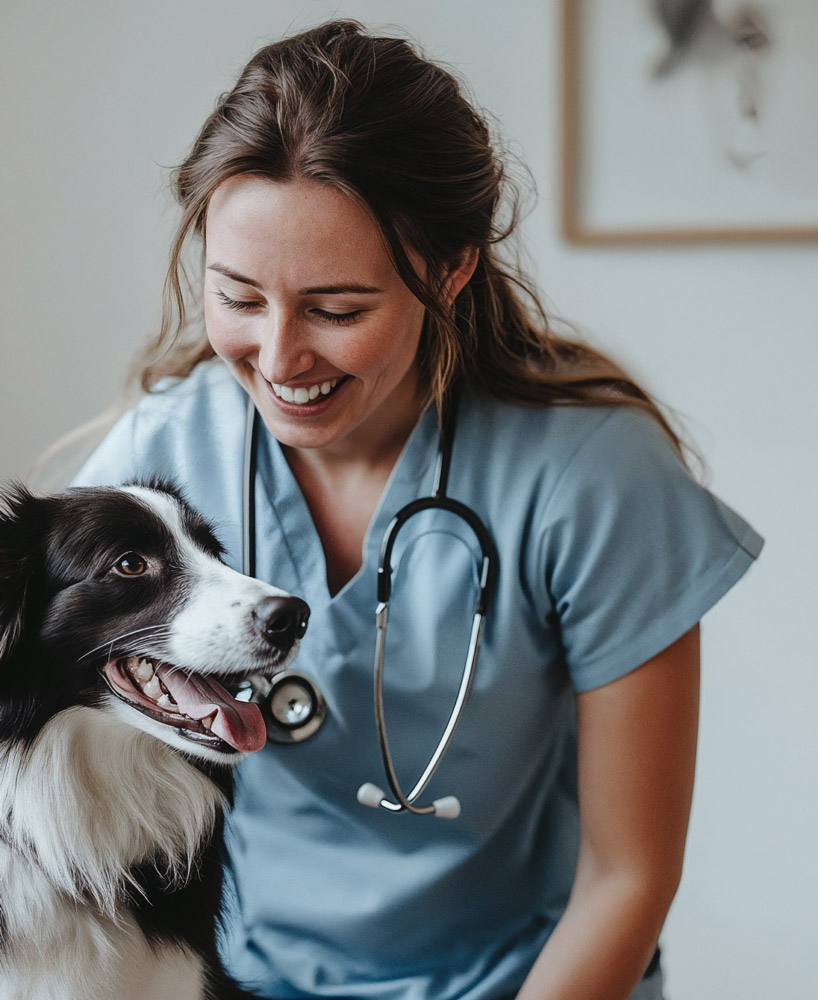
[{"left": 74, "top": 20, "right": 762, "bottom": 1000}]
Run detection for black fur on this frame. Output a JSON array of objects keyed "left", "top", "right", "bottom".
[{"left": 0, "top": 481, "right": 307, "bottom": 999}]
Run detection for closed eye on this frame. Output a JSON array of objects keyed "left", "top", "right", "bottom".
[
  {"left": 311, "top": 308, "right": 363, "bottom": 326},
  {"left": 214, "top": 290, "right": 263, "bottom": 313},
  {"left": 214, "top": 291, "right": 361, "bottom": 324}
]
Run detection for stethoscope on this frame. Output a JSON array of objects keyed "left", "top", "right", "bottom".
[{"left": 240, "top": 389, "right": 497, "bottom": 818}]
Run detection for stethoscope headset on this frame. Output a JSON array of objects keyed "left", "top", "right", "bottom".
[{"left": 239, "top": 387, "right": 497, "bottom": 818}]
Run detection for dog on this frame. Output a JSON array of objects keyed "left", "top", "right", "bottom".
[{"left": 0, "top": 480, "right": 309, "bottom": 1000}]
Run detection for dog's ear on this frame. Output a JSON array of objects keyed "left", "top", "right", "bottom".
[{"left": 0, "top": 483, "right": 47, "bottom": 663}]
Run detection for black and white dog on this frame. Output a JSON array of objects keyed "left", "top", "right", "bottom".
[{"left": 0, "top": 480, "right": 309, "bottom": 1000}]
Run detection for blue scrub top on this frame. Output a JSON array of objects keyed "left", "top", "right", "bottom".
[{"left": 74, "top": 360, "right": 763, "bottom": 1000}]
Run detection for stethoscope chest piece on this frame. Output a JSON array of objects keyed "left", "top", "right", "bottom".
[
  {"left": 242, "top": 388, "right": 498, "bottom": 813},
  {"left": 239, "top": 670, "right": 327, "bottom": 744}
]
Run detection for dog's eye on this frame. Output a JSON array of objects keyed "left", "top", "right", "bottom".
[{"left": 114, "top": 553, "right": 148, "bottom": 576}]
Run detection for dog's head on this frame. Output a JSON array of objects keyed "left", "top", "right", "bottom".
[{"left": 0, "top": 480, "right": 309, "bottom": 762}]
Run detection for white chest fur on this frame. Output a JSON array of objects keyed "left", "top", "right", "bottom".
[
  {"left": 0, "top": 706, "right": 225, "bottom": 999},
  {"left": 0, "top": 859, "right": 205, "bottom": 1000}
]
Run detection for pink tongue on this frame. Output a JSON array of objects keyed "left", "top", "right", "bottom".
[{"left": 155, "top": 665, "right": 266, "bottom": 752}]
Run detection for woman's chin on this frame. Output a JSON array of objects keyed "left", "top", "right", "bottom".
[{"left": 252, "top": 377, "right": 359, "bottom": 453}]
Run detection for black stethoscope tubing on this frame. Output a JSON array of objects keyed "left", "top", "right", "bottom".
[
  {"left": 241, "top": 389, "right": 498, "bottom": 816},
  {"left": 241, "top": 397, "right": 327, "bottom": 742}
]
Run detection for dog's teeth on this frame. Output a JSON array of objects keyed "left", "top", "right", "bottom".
[
  {"left": 143, "top": 676, "right": 162, "bottom": 699},
  {"left": 135, "top": 659, "right": 154, "bottom": 681},
  {"left": 157, "top": 694, "right": 175, "bottom": 709},
  {"left": 201, "top": 716, "right": 213, "bottom": 731}
]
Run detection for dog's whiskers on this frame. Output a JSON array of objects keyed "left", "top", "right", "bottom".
[
  {"left": 78, "top": 625, "right": 174, "bottom": 662},
  {"left": 161, "top": 663, "right": 199, "bottom": 689}
]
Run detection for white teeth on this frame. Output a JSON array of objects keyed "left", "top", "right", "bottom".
[
  {"left": 122, "top": 655, "right": 180, "bottom": 710},
  {"left": 134, "top": 659, "right": 154, "bottom": 681},
  {"left": 272, "top": 379, "right": 339, "bottom": 405},
  {"left": 142, "top": 676, "right": 163, "bottom": 700},
  {"left": 201, "top": 715, "right": 214, "bottom": 731}
]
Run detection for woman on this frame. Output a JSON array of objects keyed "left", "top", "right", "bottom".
[{"left": 75, "top": 20, "right": 762, "bottom": 1000}]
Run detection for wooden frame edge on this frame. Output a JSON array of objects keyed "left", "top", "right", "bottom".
[{"left": 558, "top": 0, "right": 818, "bottom": 245}]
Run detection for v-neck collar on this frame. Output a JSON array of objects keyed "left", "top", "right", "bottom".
[{"left": 253, "top": 405, "right": 440, "bottom": 608}]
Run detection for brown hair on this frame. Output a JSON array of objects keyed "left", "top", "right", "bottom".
[{"left": 140, "top": 19, "right": 685, "bottom": 456}]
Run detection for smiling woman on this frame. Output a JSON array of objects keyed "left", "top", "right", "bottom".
[
  {"left": 70, "top": 18, "right": 762, "bottom": 1000},
  {"left": 201, "top": 175, "right": 457, "bottom": 461}
]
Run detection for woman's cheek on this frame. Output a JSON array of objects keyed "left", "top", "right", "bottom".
[{"left": 205, "top": 307, "right": 252, "bottom": 363}]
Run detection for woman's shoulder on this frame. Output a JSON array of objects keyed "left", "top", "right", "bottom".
[
  {"left": 72, "top": 360, "right": 246, "bottom": 487},
  {"left": 135, "top": 359, "right": 245, "bottom": 423},
  {"left": 462, "top": 389, "right": 682, "bottom": 491},
  {"left": 462, "top": 391, "right": 762, "bottom": 692}
]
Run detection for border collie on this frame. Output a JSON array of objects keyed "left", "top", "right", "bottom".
[{"left": 0, "top": 481, "right": 309, "bottom": 1000}]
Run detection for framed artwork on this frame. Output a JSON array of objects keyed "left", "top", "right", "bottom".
[{"left": 560, "top": 0, "right": 818, "bottom": 243}]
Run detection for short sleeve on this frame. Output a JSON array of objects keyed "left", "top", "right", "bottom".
[
  {"left": 542, "top": 408, "right": 763, "bottom": 692},
  {"left": 71, "top": 407, "right": 147, "bottom": 486},
  {"left": 71, "top": 363, "right": 245, "bottom": 491}
]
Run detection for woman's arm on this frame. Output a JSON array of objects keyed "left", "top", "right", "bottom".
[{"left": 516, "top": 625, "right": 701, "bottom": 1000}]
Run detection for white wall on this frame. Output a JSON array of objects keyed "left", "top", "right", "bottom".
[{"left": 2, "top": 1, "right": 816, "bottom": 997}]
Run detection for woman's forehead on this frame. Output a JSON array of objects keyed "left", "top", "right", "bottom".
[{"left": 204, "top": 175, "right": 399, "bottom": 286}]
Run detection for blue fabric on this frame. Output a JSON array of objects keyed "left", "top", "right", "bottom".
[{"left": 73, "top": 360, "right": 762, "bottom": 1000}]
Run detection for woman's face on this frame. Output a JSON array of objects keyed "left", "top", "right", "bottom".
[{"left": 203, "top": 175, "right": 433, "bottom": 460}]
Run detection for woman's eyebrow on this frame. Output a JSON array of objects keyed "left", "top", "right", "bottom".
[
  {"left": 207, "top": 262, "right": 262, "bottom": 288},
  {"left": 207, "top": 264, "right": 383, "bottom": 296},
  {"left": 298, "top": 283, "right": 383, "bottom": 295}
]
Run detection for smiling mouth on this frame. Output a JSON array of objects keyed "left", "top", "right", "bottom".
[
  {"left": 102, "top": 656, "right": 267, "bottom": 754},
  {"left": 270, "top": 376, "right": 348, "bottom": 406}
]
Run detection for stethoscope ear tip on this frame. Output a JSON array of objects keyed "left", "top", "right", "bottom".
[
  {"left": 356, "top": 783, "right": 462, "bottom": 819},
  {"left": 431, "top": 796, "right": 461, "bottom": 819},
  {"left": 357, "top": 782, "right": 386, "bottom": 809}
]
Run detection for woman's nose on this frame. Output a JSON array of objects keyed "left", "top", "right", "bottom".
[{"left": 257, "top": 310, "right": 316, "bottom": 382}]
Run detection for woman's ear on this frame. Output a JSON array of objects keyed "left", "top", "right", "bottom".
[{"left": 442, "top": 248, "right": 479, "bottom": 304}]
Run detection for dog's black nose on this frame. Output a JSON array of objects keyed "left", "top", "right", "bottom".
[{"left": 253, "top": 596, "right": 310, "bottom": 647}]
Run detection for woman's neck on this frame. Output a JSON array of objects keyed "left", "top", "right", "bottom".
[{"left": 281, "top": 394, "right": 426, "bottom": 596}]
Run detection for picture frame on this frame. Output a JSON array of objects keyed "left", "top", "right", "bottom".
[{"left": 560, "top": 0, "right": 818, "bottom": 244}]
